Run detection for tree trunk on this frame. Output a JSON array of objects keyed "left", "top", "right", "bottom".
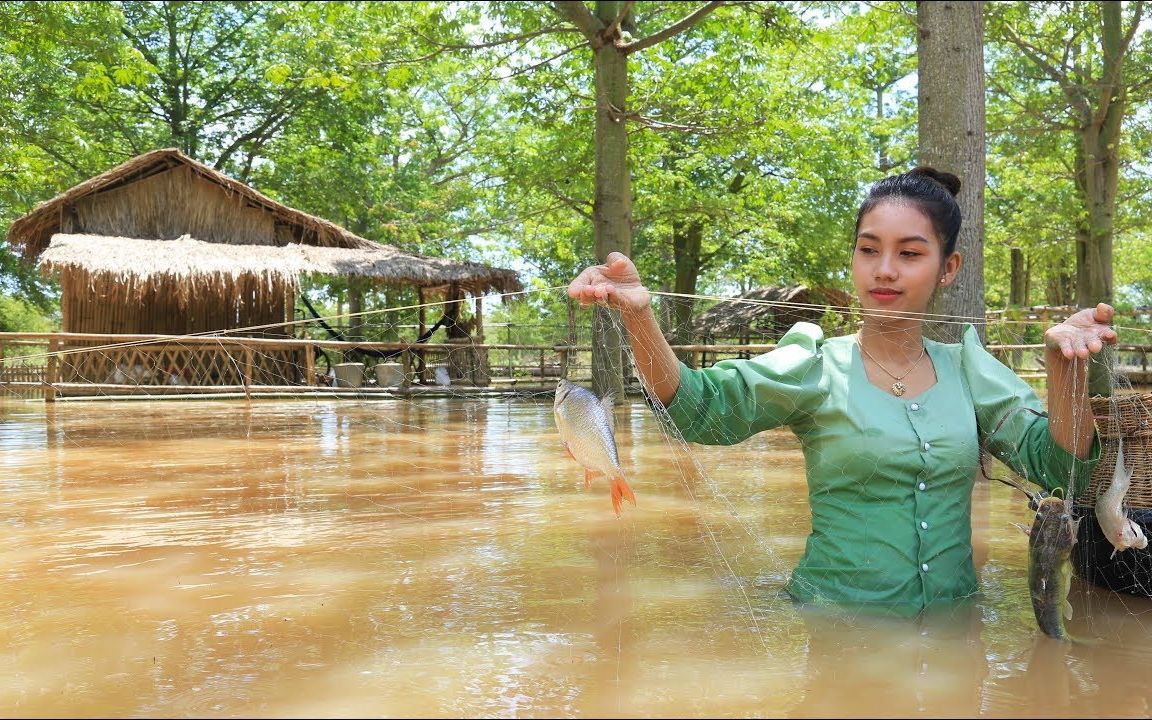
[
  {"left": 1078, "top": 2, "right": 1126, "bottom": 397},
  {"left": 1076, "top": 2, "right": 1123, "bottom": 309},
  {"left": 1009, "top": 247, "right": 1027, "bottom": 306},
  {"left": 916, "top": 0, "right": 986, "bottom": 344},
  {"left": 590, "top": 0, "right": 631, "bottom": 401},
  {"left": 347, "top": 279, "right": 366, "bottom": 341},
  {"left": 553, "top": 0, "right": 722, "bottom": 398},
  {"left": 669, "top": 218, "right": 703, "bottom": 365},
  {"left": 875, "top": 85, "right": 892, "bottom": 173}
]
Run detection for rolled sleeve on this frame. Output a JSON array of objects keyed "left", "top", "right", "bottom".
[
  {"left": 961, "top": 324, "right": 1100, "bottom": 495},
  {"left": 664, "top": 322, "right": 827, "bottom": 445}
]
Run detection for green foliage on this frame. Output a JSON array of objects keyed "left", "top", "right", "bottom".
[
  {"left": 985, "top": 0, "right": 1152, "bottom": 306},
  {"left": 0, "top": 293, "right": 56, "bottom": 333},
  {"left": 0, "top": 0, "right": 1147, "bottom": 335}
]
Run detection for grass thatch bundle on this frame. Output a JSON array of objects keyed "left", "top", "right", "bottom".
[{"left": 42, "top": 233, "right": 522, "bottom": 300}]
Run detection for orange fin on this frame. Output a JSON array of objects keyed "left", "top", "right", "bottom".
[
  {"left": 609, "top": 476, "right": 637, "bottom": 516},
  {"left": 584, "top": 469, "right": 594, "bottom": 488},
  {"left": 563, "top": 442, "right": 575, "bottom": 461}
]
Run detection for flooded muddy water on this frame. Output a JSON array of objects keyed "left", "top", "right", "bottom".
[{"left": 2, "top": 397, "right": 1150, "bottom": 717}]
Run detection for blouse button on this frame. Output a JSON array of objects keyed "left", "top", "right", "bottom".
[
  {"left": 922, "top": 441, "right": 931, "bottom": 451},
  {"left": 910, "top": 403, "right": 920, "bottom": 411},
  {"left": 921, "top": 563, "right": 930, "bottom": 572},
  {"left": 918, "top": 482, "right": 926, "bottom": 491},
  {"left": 920, "top": 521, "right": 928, "bottom": 530}
]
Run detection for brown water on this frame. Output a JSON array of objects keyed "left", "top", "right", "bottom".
[{"left": 2, "top": 396, "right": 1151, "bottom": 717}]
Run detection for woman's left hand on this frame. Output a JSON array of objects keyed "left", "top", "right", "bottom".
[{"left": 1044, "top": 302, "right": 1119, "bottom": 360}]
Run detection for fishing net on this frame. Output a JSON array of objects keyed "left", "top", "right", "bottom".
[{"left": 3, "top": 288, "right": 1152, "bottom": 716}]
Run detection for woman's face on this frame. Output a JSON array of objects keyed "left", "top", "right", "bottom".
[{"left": 852, "top": 201, "right": 961, "bottom": 319}]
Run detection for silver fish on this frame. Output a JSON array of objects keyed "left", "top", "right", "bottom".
[
  {"left": 1094, "top": 438, "right": 1148, "bottom": 558},
  {"left": 553, "top": 379, "right": 636, "bottom": 515}
]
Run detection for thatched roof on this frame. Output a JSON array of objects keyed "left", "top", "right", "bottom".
[
  {"left": 691, "top": 285, "right": 853, "bottom": 339},
  {"left": 7, "top": 148, "right": 377, "bottom": 257},
  {"left": 40, "top": 233, "right": 521, "bottom": 297},
  {"left": 7, "top": 148, "right": 521, "bottom": 295}
]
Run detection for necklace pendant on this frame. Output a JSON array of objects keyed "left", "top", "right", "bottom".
[{"left": 891, "top": 381, "right": 907, "bottom": 397}]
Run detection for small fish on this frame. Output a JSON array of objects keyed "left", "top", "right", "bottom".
[
  {"left": 553, "top": 379, "right": 636, "bottom": 515},
  {"left": 1094, "top": 438, "right": 1149, "bottom": 558},
  {"left": 1027, "top": 496, "right": 1080, "bottom": 641}
]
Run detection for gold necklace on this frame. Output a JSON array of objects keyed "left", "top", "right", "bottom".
[{"left": 857, "top": 337, "right": 926, "bottom": 397}]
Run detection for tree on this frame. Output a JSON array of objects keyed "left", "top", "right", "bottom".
[
  {"left": 551, "top": 0, "right": 723, "bottom": 397},
  {"left": 988, "top": 0, "right": 1149, "bottom": 393},
  {"left": 989, "top": 2, "right": 1148, "bottom": 308},
  {"left": 916, "top": 0, "right": 986, "bottom": 344}
]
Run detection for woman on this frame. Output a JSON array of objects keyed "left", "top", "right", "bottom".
[{"left": 567, "top": 167, "right": 1117, "bottom": 614}]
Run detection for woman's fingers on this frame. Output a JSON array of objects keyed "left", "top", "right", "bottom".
[{"left": 567, "top": 253, "right": 644, "bottom": 311}]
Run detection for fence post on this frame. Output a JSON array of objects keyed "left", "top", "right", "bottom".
[
  {"left": 401, "top": 349, "right": 413, "bottom": 387},
  {"left": 45, "top": 336, "right": 58, "bottom": 403},
  {"left": 304, "top": 341, "right": 315, "bottom": 386},
  {"left": 243, "top": 344, "right": 253, "bottom": 398}
]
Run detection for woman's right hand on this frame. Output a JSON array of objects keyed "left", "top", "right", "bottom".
[{"left": 567, "top": 251, "right": 651, "bottom": 315}]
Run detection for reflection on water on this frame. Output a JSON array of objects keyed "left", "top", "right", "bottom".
[{"left": 1, "top": 397, "right": 1151, "bottom": 717}]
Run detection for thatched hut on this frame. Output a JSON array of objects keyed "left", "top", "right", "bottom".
[
  {"left": 690, "top": 285, "right": 853, "bottom": 344},
  {"left": 5, "top": 148, "right": 521, "bottom": 391}
]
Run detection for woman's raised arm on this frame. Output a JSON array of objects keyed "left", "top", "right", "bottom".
[{"left": 1043, "top": 302, "right": 1119, "bottom": 458}]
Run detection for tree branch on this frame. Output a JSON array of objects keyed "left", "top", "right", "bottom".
[
  {"left": 1092, "top": 0, "right": 1145, "bottom": 129},
  {"left": 542, "top": 181, "right": 594, "bottom": 221},
  {"left": 494, "top": 43, "right": 587, "bottom": 81},
  {"left": 614, "top": 107, "right": 718, "bottom": 134},
  {"left": 620, "top": 0, "right": 725, "bottom": 55},
  {"left": 997, "top": 21, "right": 1092, "bottom": 119},
  {"left": 413, "top": 25, "right": 578, "bottom": 52},
  {"left": 604, "top": 0, "right": 635, "bottom": 39},
  {"left": 552, "top": 1, "right": 605, "bottom": 47}
]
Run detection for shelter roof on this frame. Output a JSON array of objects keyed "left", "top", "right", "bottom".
[
  {"left": 41, "top": 233, "right": 522, "bottom": 296},
  {"left": 690, "top": 285, "right": 853, "bottom": 338}
]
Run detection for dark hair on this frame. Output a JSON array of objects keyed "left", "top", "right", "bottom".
[{"left": 854, "top": 166, "right": 963, "bottom": 257}]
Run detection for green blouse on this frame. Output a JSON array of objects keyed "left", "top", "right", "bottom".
[{"left": 664, "top": 322, "right": 1099, "bottom": 614}]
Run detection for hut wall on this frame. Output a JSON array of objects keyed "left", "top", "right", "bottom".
[
  {"left": 62, "top": 272, "right": 293, "bottom": 338},
  {"left": 72, "top": 165, "right": 278, "bottom": 246}
]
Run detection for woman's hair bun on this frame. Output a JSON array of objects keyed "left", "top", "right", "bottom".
[{"left": 909, "top": 166, "right": 961, "bottom": 197}]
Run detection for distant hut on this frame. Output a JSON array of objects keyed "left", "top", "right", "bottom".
[
  {"left": 5, "top": 148, "right": 521, "bottom": 392},
  {"left": 690, "top": 285, "right": 853, "bottom": 346}
]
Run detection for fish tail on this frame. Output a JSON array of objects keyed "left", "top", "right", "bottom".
[{"left": 609, "top": 476, "right": 636, "bottom": 516}]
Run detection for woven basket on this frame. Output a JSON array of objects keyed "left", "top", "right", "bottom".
[{"left": 1086, "top": 392, "right": 1152, "bottom": 508}]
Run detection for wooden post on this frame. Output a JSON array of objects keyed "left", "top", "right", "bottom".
[
  {"left": 243, "top": 344, "right": 254, "bottom": 397},
  {"left": 304, "top": 341, "right": 315, "bottom": 386},
  {"left": 401, "top": 349, "right": 412, "bottom": 387},
  {"left": 474, "top": 295, "right": 484, "bottom": 341},
  {"left": 417, "top": 287, "right": 426, "bottom": 339},
  {"left": 45, "top": 336, "right": 58, "bottom": 403},
  {"left": 508, "top": 332, "right": 514, "bottom": 379}
]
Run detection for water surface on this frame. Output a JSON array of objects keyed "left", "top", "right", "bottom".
[{"left": 1, "top": 397, "right": 1150, "bottom": 717}]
